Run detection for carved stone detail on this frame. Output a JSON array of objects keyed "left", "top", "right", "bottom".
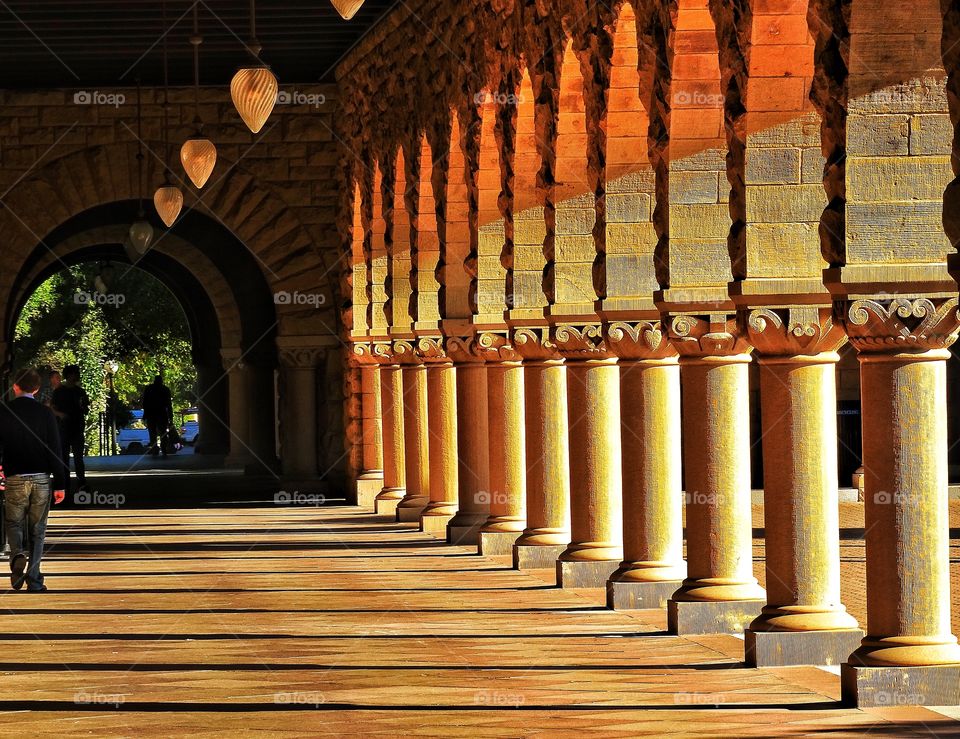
[
  {"left": 279, "top": 347, "right": 326, "bottom": 369},
  {"left": 666, "top": 313, "right": 751, "bottom": 358},
  {"left": 414, "top": 335, "right": 450, "bottom": 364},
  {"left": 744, "top": 306, "right": 846, "bottom": 357},
  {"left": 604, "top": 320, "right": 677, "bottom": 361},
  {"left": 445, "top": 331, "right": 518, "bottom": 363},
  {"left": 392, "top": 339, "right": 422, "bottom": 365},
  {"left": 841, "top": 297, "right": 960, "bottom": 353},
  {"left": 511, "top": 327, "right": 561, "bottom": 361},
  {"left": 552, "top": 323, "right": 611, "bottom": 359}
]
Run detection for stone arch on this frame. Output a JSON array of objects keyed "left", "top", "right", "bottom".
[
  {"left": 0, "top": 143, "right": 338, "bottom": 341},
  {"left": 436, "top": 108, "right": 472, "bottom": 320}
]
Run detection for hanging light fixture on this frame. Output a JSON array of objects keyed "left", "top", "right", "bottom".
[
  {"left": 129, "top": 79, "right": 155, "bottom": 257},
  {"left": 181, "top": 2, "right": 217, "bottom": 188},
  {"left": 154, "top": 0, "right": 183, "bottom": 227},
  {"left": 330, "top": 0, "right": 365, "bottom": 20},
  {"left": 230, "top": 0, "right": 278, "bottom": 134}
]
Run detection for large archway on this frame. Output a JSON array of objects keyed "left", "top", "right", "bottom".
[{"left": 5, "top": 202, "right": 283, "bottom": 475}]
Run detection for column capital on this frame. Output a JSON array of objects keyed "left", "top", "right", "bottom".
[
  {"left": 511, "top": 327, "right": 562, "bottom": 362},
  {"left": 413, "top": 335, "right": 452, "bottom": 365},
  {"left": 279, "top": 346, "right": 326, "bottom": 369},
  {"left": 837, "top": 296, "right": 960, "bottom": 354},
  {"left": 665, "top": 313, "right": 751, "bottom": 358},
  {"left": 604, "top": 320, "right": 678, "bottom": 362},
  {"left": 220, "top": 346, "right": 246, "bottom": 370},
  {"left": 349, "top": 341, "right": 380, "bottom": 367},
  {"left": 744, "top": 306, "right": 846, "bottom": 358},
  {"left": 392, "top": 339, "right": 423, "bottom": 365},
  {"left": 445, "top": 331, "right": 519, "bottom": 364},
  {"left": 551, "top": 323, "right": 614, "bottom": 360}
]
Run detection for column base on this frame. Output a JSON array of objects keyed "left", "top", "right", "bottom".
[
  {"left": 420, "top": 511, "right": 455, "bottom": 535},
  {"left": 446, "top": 511, "right": 487, "bottom": 545},
  {"left": 355, "top": 474, "right": 383, "bottom": 508},
  {"left": 513, "top": 543, "right": 566, "bottom": 570},
  {"left": 557, "top": 559, "right": 620, "bottom": 589},
  {"left": 607, "top": 579, "right": 681, "bottom": 610},
  {"left": 745, "top": 628, "right": 865, "bottom": 667},
  {"left": 478, "top": 530, "right": 522, "bottom": 556},
  {"left": 396, "top": 497, "right": 428, "bottom": 522},
  {"left": 667, "top": 599, "right": 765, "bottom": 636},
  {"left": 841, "top": 663, "right": 960, "bottom": 707}
]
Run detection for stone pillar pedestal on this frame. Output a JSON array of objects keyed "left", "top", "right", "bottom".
[
  {"left": 394, "top": 342, "right": 429, "bottom": 522},
  {"left": 604, "top": 321, "right": 685, "bottom": 610},
  {"left": 479, "top": 353, "right": 526, "bottom": 556},
  {"left": 445, "top": 337, "right": 490, "bottom": 544},
  {"left": 417, "top": 337, "right": 458, "bottom": 535},
  {"left": 742, "top": 308, "right": 862, "bottom": 666},
  {"left": 836, "top": 297, "right": 960, "bottom": 707},
  {"left": 375, "top": 351, "right": 406, "bottom": 516},
  {"left": 511, "top": 329, "right": 570, "bottom": 569},
  {"left": 553, "top": 326, "right": 623, "bottom": 588},
  {"left": 665, "top": 315, "right": 765, "bottom": 634}
]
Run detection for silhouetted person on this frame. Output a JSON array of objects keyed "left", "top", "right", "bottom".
[
  {"left": 142, "top": 375, "right": 173, "bottom": 457},
  {"left": 0, "top": 368, "right": 67, "bottom": 591},
  {"left": 52, "top": 364, "right": 89, "bottom": 490},
  {"left": 36, "top": 369, "right": 60, "bottom": 408}
]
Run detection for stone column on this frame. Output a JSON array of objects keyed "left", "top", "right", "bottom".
[
  {"left": 222, "top": 347, "right": 255, "bottom": 469},
  {"left": 351, "top": 344, "right": 385, "bottom": 508},
  {"left": 393, "top": 341, "right": 429, "bottom": 522},
  {"left": 741, "top": 307, "right": 862, "bottom": 667},
  {"left": 604, "top": 320, "right": 686, "bottom": 610},
  {"left": 278, "top": 347, "right": 321, "bottom": 480},
  {"left": 837, "top": 297, "right": 960, "bottom": 706},
  {"left": 416, "top": 336, "right": 459, "bottom": 534},
  {"left": 193, "top": 360, "right": 230, "bottom": 455},
  {"left": 478, "top": 337, "right": 527, "bottom": 556},
  {"left": 374, "top": 344, "right": 406, "bottom": 516},
  {"left": 551, "top": 325, "right": 624, "bottom": 588},
  {"left": 444, "top": 335, "right": 490, "bottom": 544},
  {"left": 664, "top": 314, "right": 765, "bottom": 634},
  {"left": 511, "top": 328, "right": 571, "bottom": 569}
]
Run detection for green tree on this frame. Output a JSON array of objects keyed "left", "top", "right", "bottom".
[{"left": 14, "top": 263, "right": 197, "bottom": 453}]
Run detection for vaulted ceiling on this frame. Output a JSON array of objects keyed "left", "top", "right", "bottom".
[{"left": 0, "top": 0, "right": 396, "bottom": 89}]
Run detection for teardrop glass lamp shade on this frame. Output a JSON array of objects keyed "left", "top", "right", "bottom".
[
  {"left": 153, "top": 185, "right": 184, "bottom": 227},
  {"left": 330, "top": 0, "right": 364, "bottom": 20},
  {"left": 231, "top": 66, "right": 279, "bottom": 134},
  {"left": 128, "top": 219, "right": 155, "bottom": 255},
  {"left": 180, "top": 137, "right": 217, "bottom": 188}
]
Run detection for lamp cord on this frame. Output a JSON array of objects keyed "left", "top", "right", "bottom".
[{"left": 191, "top": 0, "right": 202, "bottom": 130}]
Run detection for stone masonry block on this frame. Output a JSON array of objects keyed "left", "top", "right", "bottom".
[{"left": 747, "top": 147, "right": 802, "bottom": 185}]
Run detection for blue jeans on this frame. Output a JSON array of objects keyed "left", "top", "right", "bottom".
[{"left": 4, "top": 474, "right": 52, "bottom": 589}]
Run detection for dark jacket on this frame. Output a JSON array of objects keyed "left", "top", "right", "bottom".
[{"left": 0, "top": 395, "right": 68, "bottom": 489}]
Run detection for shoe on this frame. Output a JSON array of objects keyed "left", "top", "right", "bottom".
[
  {"left": 26, "top": 584, "right": 47, "bottom": 593},
  {"left": 9, "top": 553, "right": 26, "bottom": 590}
]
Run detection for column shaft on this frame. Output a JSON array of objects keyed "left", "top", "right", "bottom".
[
  {"left": 513, "top": 360, "right": 570, "bottom": 567},
  {"left": 753, "top": 353, "right": 857, "bottom": 631},
  {"left": 558, "top": 358, "right": 623, "bottom": 586},
  {"left": 376, "top": 363, "right": 406, "bottom": 505},
  {"left": 396, "top": 364, "right": 429, "bottom": 520},
  {"left": 360, "top": 364, "right": 384, "bottom": 476},
  {"left": 421, "top": 362, "right": 458, "bottom": 522},
  {"left": 674, "top": 355, "right": 763, "bottom": 602},
  {"left": 851, "top": 349, "right": 960, "bottom": 667},
  {"left": 446, "top": 362, "right": 490, "bottom": 543},
  {"left": 610, "top": 357, "right": 684, "bottom": 584},
  {"left": 482, "top": 361, "right": 526, "bottom": 532}
]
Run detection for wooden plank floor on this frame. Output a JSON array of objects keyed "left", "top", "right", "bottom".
[{"left": 0, "top": 507, "right": 956, "bottom": 737}]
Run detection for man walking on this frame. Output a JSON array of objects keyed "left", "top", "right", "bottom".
[
  {"left": 0, "top": 368, "right": 67, "bottom": 592},
  {"left": 52, "top": 364, "right": 90, "bottom": 490},
  {"left": 142, "top": 375, "right": 173, "bottom": 457}
]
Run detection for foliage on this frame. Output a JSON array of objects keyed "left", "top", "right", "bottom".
[{"left": 14, "top": 263, "right": 197, "bottom": 452}]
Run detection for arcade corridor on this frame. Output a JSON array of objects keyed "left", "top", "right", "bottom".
[{"left": 0, "top": 503, "right": 955, "bottom": 735}]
